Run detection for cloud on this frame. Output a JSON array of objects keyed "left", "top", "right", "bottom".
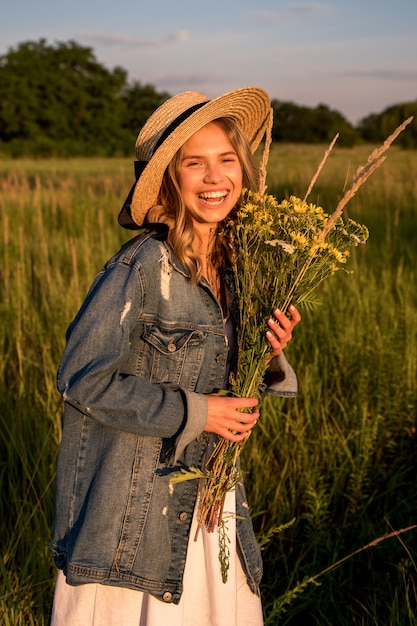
[
  {"left": 153, "top": 71, "right": 221, "bottom": 88},
  {"left": 172, "top": 30, "right": 191, "bottom": 42},
  {"left": 341, "top": 69, "right": 417, "bottom": 82},
  {"left": 250, "top": 2, "right": 332, "bottom": 24},
  {"left": 77, "top": 31, "right": 191, "bottom": 48}
]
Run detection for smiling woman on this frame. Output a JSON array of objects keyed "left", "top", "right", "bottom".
[
  {"left": 178, "top": 123, "right": 243, "bottom": 227},
  {"left": 49, "top": 87, "right": 301, "bottom": 626}
]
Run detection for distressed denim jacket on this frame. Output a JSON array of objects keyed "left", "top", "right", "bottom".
[{"left": 51, "top": 228, "right": 297, "bottom": 605}]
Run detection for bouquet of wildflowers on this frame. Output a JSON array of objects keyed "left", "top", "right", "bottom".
[
  {"left": 172, "top": 116, "right": 413, "bottom": 581},
  {"left": 193, "top": 193, "right": 369, "bottom": 547},
  {"left": 225, "top": 190, "right": 369, "bottom": 393}
]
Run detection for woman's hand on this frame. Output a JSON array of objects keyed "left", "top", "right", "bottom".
[
  {"left": 266, "top": 304, "right": 301, "bottom": 363},
  {"left": 205, "top": 395, "right": 259, "bottom": 442}
]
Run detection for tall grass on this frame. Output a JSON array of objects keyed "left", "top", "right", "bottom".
[
  {"left": 0, "top": 159, "right": 131, "bottom": 624},
  {"left": 248, "top": 144, "right": 417, "bottom": 624},
  {"left": 0, "top": 146, "right": 416, "bottom": 624}
]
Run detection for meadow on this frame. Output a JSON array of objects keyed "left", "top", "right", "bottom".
[{"left": 0, "top": 142, "right": 416, "bottom": 625}]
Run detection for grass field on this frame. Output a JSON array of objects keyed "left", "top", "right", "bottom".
[{"left": 0, "top": 143, "right": 416, "bottom": 624}]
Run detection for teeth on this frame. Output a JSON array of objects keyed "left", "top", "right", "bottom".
[{"left": 199, "top": 191, "right": 227, "bottom": 199}]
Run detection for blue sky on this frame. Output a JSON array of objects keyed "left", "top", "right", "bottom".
[{"left": 2, "top": 0, "right": 416, "bottom": 124}]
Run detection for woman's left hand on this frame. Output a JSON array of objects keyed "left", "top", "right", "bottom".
[{"left": 265, "top": 304, "right": 301, "bottom": 363}]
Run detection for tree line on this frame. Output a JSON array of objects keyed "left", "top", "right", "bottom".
[{"left": 0, "top": 39, "right": 416, "bottom": 157}]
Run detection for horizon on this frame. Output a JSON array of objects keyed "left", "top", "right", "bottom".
[{"left": 1, "top": 1, "right": 416, "bottom": 125}]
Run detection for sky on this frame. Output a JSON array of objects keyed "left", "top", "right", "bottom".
[{"left": 1, "top": 0, "right": 416, "bottom": 124}]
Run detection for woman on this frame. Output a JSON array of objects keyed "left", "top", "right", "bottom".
[{"left": 50, "top": 87, "right": 301, "bottom": 625}]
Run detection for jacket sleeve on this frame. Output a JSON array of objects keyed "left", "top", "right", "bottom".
[
  {"left": 56, "top": 260, "right": 207, "bottom": 444},
  {"left": 260, "top": 352, "right": 298, "bottom": 398}
]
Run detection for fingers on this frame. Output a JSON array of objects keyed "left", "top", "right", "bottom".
[
  {"left": 218, "top": 410, "right": 260, "bottom": 442},
  {"left": 287, "top": 304, "right": 302, "bottom": 326},
  {"left": 205, "top": 395, "right": 260, "bottom": 441},
  {"left": 266, "top": 305, "right": 301, "bottom": 353}
]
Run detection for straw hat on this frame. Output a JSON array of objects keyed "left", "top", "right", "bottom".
[{"left": 118, "top": 86, "right": 272, "bottom": 229}]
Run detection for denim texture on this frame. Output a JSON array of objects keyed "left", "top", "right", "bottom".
[{"left": 51, "top": 230, "right": 297, "bottom": 604}]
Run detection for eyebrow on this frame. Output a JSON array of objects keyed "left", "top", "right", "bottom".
[{"left": 181, "top": 150, "right": 238, "bottom": 161}]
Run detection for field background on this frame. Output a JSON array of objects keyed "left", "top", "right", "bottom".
[{"left": 0, "top": 143, "right": 416, "bottom": 625}]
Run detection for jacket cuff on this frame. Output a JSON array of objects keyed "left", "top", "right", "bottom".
[
  {"left": 173, "top": 390, "right": 208, "bottom": 462},
  {"left": 260, "top": 352, "right": 298, "bottom": 398}
]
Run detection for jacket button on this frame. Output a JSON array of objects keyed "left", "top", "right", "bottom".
[
  {"left": 162, "top": 591, "right": 173, "bottom": 602},
  {"left": 167, "top": 341, "right": 176, "bottom": 352},
  {"left": 215, "top": 354, "right": 223, "bottom": 363},
  {"left": 179, "top": 511, "right": 188, "bottom": 521}
]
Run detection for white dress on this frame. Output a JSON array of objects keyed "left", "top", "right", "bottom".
[{"left": 51, "top": 488, "right": 263, "bottom": 626}]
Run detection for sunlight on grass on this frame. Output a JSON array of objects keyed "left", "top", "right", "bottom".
[{"left": 1, "top": 146, "right": 416, "bottom": 624}]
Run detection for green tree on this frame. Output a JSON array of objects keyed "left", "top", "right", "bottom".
[
  {"left": 359, "top": 102, "right": 417, "bottom": 148},
  {"left": 0, "top": 39, "right": 128, "bottom": 155},
  {"left": 121, "top": 81, "right": 170, "bottom": 141},
  {"left": 271, "top": 100, "right": 358, "bottom": 147}
]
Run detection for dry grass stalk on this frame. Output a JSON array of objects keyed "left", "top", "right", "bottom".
[
  {"left": 318, "top": 116, "right": 414, "bottom": 240},
  {"left": 280, "top": 523, "right": 417, "bottom": 610},
  {"left": 280, "top": 117, "right": 414, "bottom": 308},
  {"left": 303, "top": 133, "right": 339, "bottom": 202},
  {"left": 258, "top": 108, "right": 274, "bottom": 195},
  {"left": 69, "top": 237, "right": 80, "bottom": 305}
]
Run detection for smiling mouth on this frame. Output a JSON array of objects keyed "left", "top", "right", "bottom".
[{"left": 198, "top": 190, "right": 228, "bottom": 205}]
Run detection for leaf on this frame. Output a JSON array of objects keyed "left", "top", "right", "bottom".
[{"left": 169, "top": 466, "right": 206, "bottom": 484}]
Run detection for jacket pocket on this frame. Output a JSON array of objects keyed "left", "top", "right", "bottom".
[{"left": 140, "top": 324, "right": 207, "bottom": 389}]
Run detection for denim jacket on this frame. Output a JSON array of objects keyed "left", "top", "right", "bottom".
[{"left": 51, "top": 228, "right": 297, "bottom": 604}]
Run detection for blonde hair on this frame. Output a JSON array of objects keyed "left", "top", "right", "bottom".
[{"left": 146, "top": 118, "right": 258, "bottom": 282}]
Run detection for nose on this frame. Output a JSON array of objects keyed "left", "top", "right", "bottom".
[{"left": 203, "top": 162, "right": 223, "bottom": 183}]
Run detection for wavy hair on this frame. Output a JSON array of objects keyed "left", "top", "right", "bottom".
[{"left": 146, "top": 117, "right": 259, "bottom": 282}]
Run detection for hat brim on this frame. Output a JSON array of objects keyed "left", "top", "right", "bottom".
[{"left": 122, "top": 87, "right": 272, "bottom": 228}]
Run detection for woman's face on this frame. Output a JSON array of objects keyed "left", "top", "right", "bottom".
[{"left": 178, "top": 122, "right": 243, "bottom": 231}]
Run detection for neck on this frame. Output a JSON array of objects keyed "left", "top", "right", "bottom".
[
  {"left": 192, "top": 226, "right": 221, "bottom": 301},
  {"left": 193, "top": 224, "right": 217, "bottom": 258}
]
